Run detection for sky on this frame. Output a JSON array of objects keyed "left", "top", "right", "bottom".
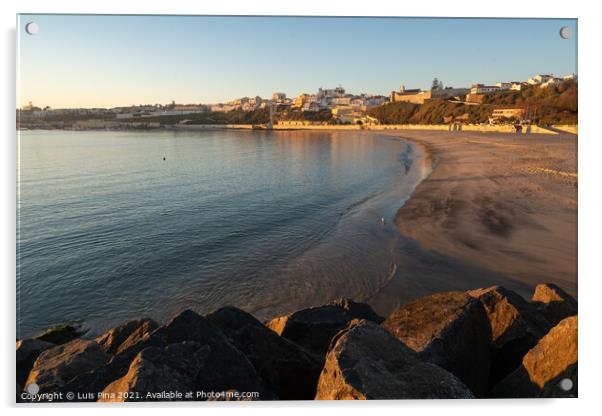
[{"left": 17, "top": 15, "right": 577, "bottom": 108}]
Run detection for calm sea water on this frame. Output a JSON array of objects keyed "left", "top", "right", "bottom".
[{"left": 17, "top": 129, "right": 429, "bottom": 338}]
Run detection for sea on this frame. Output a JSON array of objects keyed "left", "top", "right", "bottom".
[{"left": 17, "top": 128, "right": 431, "bottom": 338}]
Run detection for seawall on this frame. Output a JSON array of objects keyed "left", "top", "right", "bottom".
[{"left": 169, "top": 123, "right": 572, "bottom": 135}]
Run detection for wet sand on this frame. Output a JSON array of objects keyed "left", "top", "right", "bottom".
[{"left": 387, "top": 130, "right": 577, "bottom": 299}]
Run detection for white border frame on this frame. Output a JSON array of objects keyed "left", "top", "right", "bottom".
[{"left": 2, "top": 1, "right": 600, "bottom": 415}]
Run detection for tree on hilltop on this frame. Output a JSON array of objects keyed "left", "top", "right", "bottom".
[{"left": 431, "top": 78, "right": 443, "bottom": 91}]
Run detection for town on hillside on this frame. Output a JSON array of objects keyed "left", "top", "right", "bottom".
[{"left": 17, "top": 73, "right": 577, "bottom": 130}]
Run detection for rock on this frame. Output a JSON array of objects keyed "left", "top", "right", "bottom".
[
  {"left": 100, "top": 341, "right": 208, "bottom": 402},
  {"left": 267, "top": 298, "right": 383, "bottom": 357},
  {"left": 95, "top": 310, "right": 276, "bottom": 400},
  {"left": 63, "top": 362, "right": 127, "bottom": 401},
  {"left": 531, "top": 283, "right": 578, "bottom": 326},
  {"left": 468, "top": 286, "right": 552, "bottom": 386},
  {"left": 95, "top": 318, "right": 158, "bottom": 355},
  {"left": 330, "top": 298, "right": 383, "bottom": 323},
  {"left": 315, "top": 320, "right": 474, "bottom": 399},
  {"left": 34, "top": 324, "right": 86, "bottom": 345},
  {"left": 25, "top": 339, "right": 109, "bottom": 394},
  {"left": 147, "top": 309, "right": 274, "bottom": 399},
  {"left": 62, "top": 322, "right": 168, "bottom": 400},
  {"left": 206, "top": 306, "right": 321, "bottom": 400},
  {"left": 382, "top": 291, "right": 491, "bottom": 396},
  {"left": 491, "top": 315, "right": 577, "bottom": 398},
  {"left": 16, "top": 338, "right": 54, "bottom": 386}
]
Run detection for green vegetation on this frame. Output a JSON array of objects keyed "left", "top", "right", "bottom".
[
  {"left": 124, "top": 108, "right": 271, "bottom": 125},
  {"left": 481, "top": 80, "right": 577, "bottom": 124},
  {"left": 369, "top": 80, "right": 577, "bottom": 125},
  {"left": 18, "top": 111, "right": 114, "bottom": 122},
  {"left": 277, "top": 108, "right": 333, "bottom": 122},
  {"left": 368, "top": 100, "right": 492, "bottom": 125}
]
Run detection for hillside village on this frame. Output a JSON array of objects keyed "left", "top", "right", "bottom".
[{"left": 17, "top": 73, "right": 577, "bottom": 129}]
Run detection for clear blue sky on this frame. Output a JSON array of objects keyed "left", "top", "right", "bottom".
[{"left": 17, "top": 14, "right": 577, "bottom": 108}]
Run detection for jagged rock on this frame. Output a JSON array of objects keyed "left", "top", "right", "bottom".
[
  {"left": 25, "top": 339, "right": 109, "bottom": 394},
  {"left": 16, "top": 338, "right": 54, "bottom": 386},
  {"left": 468, "top": 286, "right": 552, "bottom": 386},
  {"left": 34, "top": 324, "right": 86, "bottom": 345},
  {"left": 491, "top": 315, "right": 578, "bottom": 398},
  {"left": 67, "top": 310, "right": 276, "bottom": 401},
  {"left": 206, "top": 306, "right": 321, "bottom": 400},
  {"left": 315, "top": 320, "right": 474, "bottom": 399},
  {"left": 62, "top": 322, "right": 168, "bottom": 400},
  {"left": 330, "top": 298, "right": 383, "bottom": 322},
  {"left": 531, "top": 283, "right": 578, "bottom": 326},
  {"left": 95, "top": 318, "right": 158, "bottom": 355},
  {"left": 155, "top": 309, "right": 274, "bottom": 399},
  {"left": 382, "top": 291, "right": 491, "bottom": 396},
  {"left": 92, "top": 309, "right": 274, "bottom": 401},
  {"left": 63, "top": 362, "right": 127, "bottom": 402},
  {"left": 267, "top": 298, "right": 383, "bottom": 357},
  {"left": 99, "top": 341, "right": 208, "bottom": 402}
]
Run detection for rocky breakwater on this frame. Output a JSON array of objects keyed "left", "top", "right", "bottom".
[{"left": 16, "top": 284, "right": 577, "bottom": 402}]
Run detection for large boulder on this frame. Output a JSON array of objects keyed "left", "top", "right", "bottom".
[
  {"left": 95, "top": 318, "right": 158, "bottom": 355},
  {"left": 99, "top": 341, "right": 208, "bottom": 402},
  {"left": 315, "top": 320, "right": 474, "bottom": 399},
  {"left": 90, "top": 309, "right": 274, "bottom": 401},
  {"left": 61, "top": 325, "right": 167, "bottom": 400},
  {"left": 206, "top": 306, "right": 321, "bottom": 400},
  {"left": 531, "top": 283, "right": 578, "bottom": 326},
  {"left": 25, "top": 339, "right": 109, "bottom": 394},
  {"left": 468, "top": 286, "right": 552, "bottom": 386},
  {"left": 267, "top": 298, "right": 383, "bottom": 357},
  {"left": 491, "top": 315, "right": 578, "bottom": 398},
  {"left": 16, "top": 338, "right": 54, "bottom": 386},
  {"left": 154, "top": 309, "right": 274, "bottom": 398},
  {"left": 382, "top": 291, "right": 491, "bottom": 396},
  {"left": 66, "top": 310, "right": 276, "bottom": 401}
]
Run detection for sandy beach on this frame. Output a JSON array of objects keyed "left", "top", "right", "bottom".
[{"left": 387, "top": 130, "right": 577, "bottom": 298}]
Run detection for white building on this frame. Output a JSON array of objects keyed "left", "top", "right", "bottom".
[
  {"left": 526, "top": 74, "right": 555, "bottom": 85},
  {"left": 540, "top": 77, "right": 563, "bottom": 88},
  {"left": 331, "top": 97, "right": 352, "bottom": 106},
  {"left": 511, "top": 82, "right": 525, "bottom": 91},
  {"left": 272, "top": 92, "right": 286, "bottom": 102},
  {"left": 317, "top": 86, "right": 346, "bottom": 99},
  {"left": 302, "top": 101, "right": 320, "bottom": 112},
  {"left": 470, "top": 84, "right": 501, "bottom": 94},
  {"left": 364, "top": 96, "right": 388, "bottom": 106}
]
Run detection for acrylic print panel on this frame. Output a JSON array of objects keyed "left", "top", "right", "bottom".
[{"left": 16, "top": 14, "right": 577, "bottom": 402}]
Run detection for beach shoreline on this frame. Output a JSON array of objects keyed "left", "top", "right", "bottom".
[{"left": 386, "top": 130, "right": 577, "bottom": 298}]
